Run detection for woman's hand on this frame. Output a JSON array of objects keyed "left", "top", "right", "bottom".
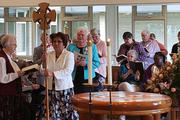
[
  {"left": 135, "top": 70, "right": 140, "bottom": 80},
  {"left": 17, "top": 70, "right": 24, "bottom": 77},
  {"left": 44, "top": 69, "right": 54, "bottom": 77},
  {"left": 127, "top": 69, "right": 133, "bottom": 75},
  {"left": 75, "top": 61, "right": 80, "bottom": 66},
  {"left": 79, "top": 61, "right": 87, "bottom": 66},
  {"left": 32, "top": 84, "right": 40, "bottom": 90}
]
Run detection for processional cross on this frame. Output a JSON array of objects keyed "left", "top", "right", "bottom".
[{"left": 33, "top": 2, "right": 56, "bottom": 120}]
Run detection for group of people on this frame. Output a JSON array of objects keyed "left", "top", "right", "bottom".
[
  {"left": 0, "top": 27, "right": 107, "bottom": 120},
  {"left": 0, "top": 27, "right": 179, "bottom": 120},
  {"left": 117, "top": 30, "right": 180, "bottom": 93}
]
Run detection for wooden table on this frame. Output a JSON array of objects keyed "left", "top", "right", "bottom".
[{"left": 72, "top": 91, "right": 172, "bottom": 120}]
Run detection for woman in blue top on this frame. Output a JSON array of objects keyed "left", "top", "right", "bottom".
[
  {"left": 118, "top": 50, "right": 141, "bottom": 92},
  {"left": 67, "top": 27, "right": 100, "bottom": 94}
]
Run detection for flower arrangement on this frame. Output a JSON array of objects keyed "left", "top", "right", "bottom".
[{"left": 146, "top": 54, "right": 180, "bottom": 106}]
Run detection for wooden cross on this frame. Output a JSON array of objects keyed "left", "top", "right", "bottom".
[{"left": 33, "top": 2, "right": 56, "bottom": 120}]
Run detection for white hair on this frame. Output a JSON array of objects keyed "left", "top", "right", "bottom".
[
  {"left": 1, "top": 34, "right": 16, "bottom": 48},
  {"left": 141, "top": 30, "right": 150, "bottom": 36},
  {"left": 76, "top": 27, "right": 88, "bottom": 35},
  {"left": 90, "top": 28, "right": 100, "bottom": 36},
  {"left": 127, "top": 50, "right": 138, "bottom": 59}
]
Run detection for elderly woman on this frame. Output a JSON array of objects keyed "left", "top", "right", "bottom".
[
  {"left": 140, "top": 30, "right": 160, "bottom": 70},
  {"left": 67, "top": 27, "right": 100, "bottom": 94},
  {"left": 117, "top": 32, "right": 147, "bottom": 64},
  {"left": 118, "top": 50, "right": 141, "bottom": 92},
  {"left": 0, "top": 34, "right": 24, "bottom": 119},
  {"left": 42, "top": 32, "right": 78, "bottom": 120},
  {"left": 90, "top": 28, "right": 107, "bottom": 91}
]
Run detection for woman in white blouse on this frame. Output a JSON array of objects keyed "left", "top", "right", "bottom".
[
  {"left": 42, "top": 32, "right": 78, "bottom": 120},
  {"left": 0, "top": 34, "right": 25, "bottom": 119}
]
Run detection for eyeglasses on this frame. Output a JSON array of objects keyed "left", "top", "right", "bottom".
[{"left": 52, "top": 40, "right": 63, "bottom": 43}]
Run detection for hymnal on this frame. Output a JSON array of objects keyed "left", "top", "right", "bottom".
[
  {"left": 116, "top": 54, "right": 127, "bottom": 63},
  {"left": 21, "top": 64, "right": 39, "bottom": 73},
  {"left": 73, "top": 51, "right": 86, "bottom": 62},
  {"left": 129, "top": 61, "right": 144, "bottom": 74}
]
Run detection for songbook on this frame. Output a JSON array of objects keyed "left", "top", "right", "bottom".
[
  {"left": 73, "top": 51, "right": 86, "bottom": 62},
  {"left": 129, "top": 61, "right": 144, "bottom": 74},
  {"left": 21, "top": 64, "right": 39, "bottom": 73},
  {"left": 116, "top": 54, "right": 127, "bottom": 64}
]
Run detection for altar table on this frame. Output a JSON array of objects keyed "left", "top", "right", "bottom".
[{"left": 72, "top": 91, "right": 172, "bottom": 120}]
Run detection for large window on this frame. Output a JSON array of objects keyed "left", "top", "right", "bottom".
[
  {"left": 167, "top": 5, "right": 180, "bottom": 55},
  {"left": 134, "top": 20, "right": 164, "bottom": 43},
  {"left": 93, "top": 6, "right": 106, "bottom": 41},
  {"left": 118, "top": 6, "right": 132, "bottom": 46},
  {"left": 0, "top": 8, "right": 4, "bottom": 35},
  {"left": 1, "top": 4, "right": 180, "bottom": 60},
  {"left": 7, "top": 22, "right": 32, "bottom": 56}
]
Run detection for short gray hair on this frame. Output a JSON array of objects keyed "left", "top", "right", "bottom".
[
  {"left": 76, "top": 27, "right": 88, "bottom": 35},
  {"left": 127, "top": 50, "right": 138, "bottom": 59},
  {"left": 141, "top": 30, "right": 150, "bottom": 36},
  {"left": 1, "top": 34, "right": 16, "bottom": 48},
  {"left": 90, "top": 28, "right": 100, "bottom": 36}
]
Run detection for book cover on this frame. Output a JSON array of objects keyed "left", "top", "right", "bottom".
[
  {"left": 116, "top": 54, "right": 127, "bottom": 63},
  {"left": 73, "top": 51, "right": 86, "bottom": 62},
  {"left": 129, "top": 61, "right": 144, "bottom": 74},
  {"left": 21, "top": 64, "right": 39, "bottom": 73}
]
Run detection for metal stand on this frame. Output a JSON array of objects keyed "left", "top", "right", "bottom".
[
  {"left": 89, "top": 86, "right": 92, "bottom": 120},
  {"left": 83, "top": 83, "right": 94, "bottom": 120},
  {"left": 109, "top": 86, "right": 112, "bottom": 120}
]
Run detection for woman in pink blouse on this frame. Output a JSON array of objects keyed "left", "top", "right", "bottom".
[{"left": 90, "top": 28, "right": 107, "bottom": 91}]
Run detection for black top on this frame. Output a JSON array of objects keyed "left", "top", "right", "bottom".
[{"left": 171, "top": 43, "right": 178, "bottom": 53}]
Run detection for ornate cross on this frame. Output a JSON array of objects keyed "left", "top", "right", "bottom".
[{"left": 33, "top": 2, "right": 56, "bottom": 120}]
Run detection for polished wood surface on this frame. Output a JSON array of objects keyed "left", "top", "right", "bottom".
[{"left": 72, "top": 91, "right": 172, "bottom": 120}]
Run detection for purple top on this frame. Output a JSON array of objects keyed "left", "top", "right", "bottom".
[{"left": 118, "top": 40, "right": 147, "bottom": 62}]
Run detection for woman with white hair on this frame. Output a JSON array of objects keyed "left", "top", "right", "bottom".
[
  {"left": 118, "top": 50, "right": 141, "bottom": 92},
  {"left": 0, "top": 34, "right": 25, "bottom": 119},
  {"left": 90, "top": 28, "right": 107, "bottom": 91},
  {"left": 67, "top": 27, "right": 100, "bottom": 94}
]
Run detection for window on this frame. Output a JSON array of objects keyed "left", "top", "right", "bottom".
[
  {"left": 65, "top": 6, "right": 88, "bottom": 17},
  {"left": 93, "top": 6, "right": 106, "bottom": 41},
  {"left": 167, "top": 4, "right": 180, "bottom": 60},
  {"left": 0, "top": 8, "right": 4, "bottom": 35},
  {"left": 8, "top": 7, "right": 30, "bottom": 17},
  {"left": 118, "top": 6, "right": 132, "bottom": 46},
  {"left": 137, "top": 5, "right": 162, "bottom": 16},
  {"left": 7, "top": 22, "right": 32, "bottom": 56},
  {"left": 134, "top": 20, "right": 164, "bottom": 43}
]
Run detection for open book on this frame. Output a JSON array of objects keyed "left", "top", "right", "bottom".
[
  {"left": 21, "top": 64, "right": 39, "bottom": 73},
  {"left": 73, "top": 51, "right": 86, "bottom": 62},
  {"left": 116, "top": 54, "right": 127, "bottom": 64},
  {"left": 129, "top": 61, "right": 144, "bottom": 75}
]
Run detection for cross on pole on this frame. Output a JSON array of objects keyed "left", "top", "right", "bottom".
[{"left": 33, "top": 2, "right": 56, "bottom": 120}]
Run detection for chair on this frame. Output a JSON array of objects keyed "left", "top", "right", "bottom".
[{"left": 171, "top": 107, "right": 180, "bottom": 120}]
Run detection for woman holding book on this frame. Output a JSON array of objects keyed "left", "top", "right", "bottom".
[
  {"left": 117, "top": 32, "right": 147, "bottom": 64},
  {"left": 0, "top": 34, "right": 29, "bottom": 119},
  {"left": 42, "top": 32, "right": 79, "bottom": 120},
  {"left": 67, "top": 27, "right": 100, "bottom": 94},
  {"left": 118, "top": 50, "right": 141, "bottom": 92}
]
